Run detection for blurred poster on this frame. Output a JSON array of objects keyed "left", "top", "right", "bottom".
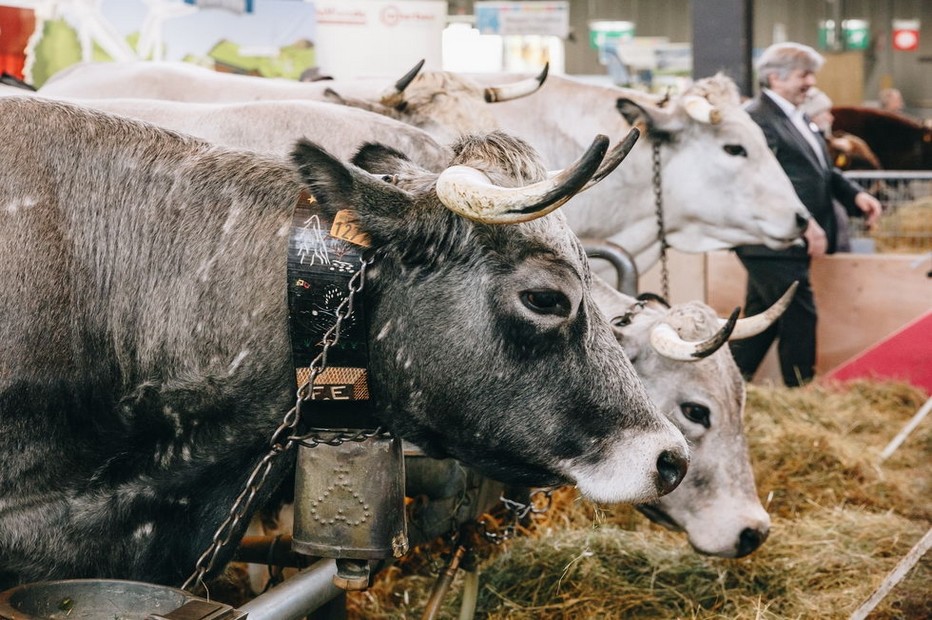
[
  {"left": 312, "top": 0, "right": 446, "bottom": 79},
  {"left": 475, "top": 1, "right": 569, "bottom": 38},
  {"left": 0, "top": 0, "right": 317, "bottom": 88}
]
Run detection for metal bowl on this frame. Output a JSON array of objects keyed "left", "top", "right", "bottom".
[{"left": 0, "top": 579, "right": 194, "bottom": 620}]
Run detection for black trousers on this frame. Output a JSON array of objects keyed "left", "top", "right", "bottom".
[{"left": 729, "top": 255, "right": 816, "bottom": 387}]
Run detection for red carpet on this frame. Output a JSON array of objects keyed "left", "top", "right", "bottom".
[{"left": 823, "top": 310, "right": 932, "bottom": 394}]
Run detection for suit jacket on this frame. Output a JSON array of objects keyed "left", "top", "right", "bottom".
[{"left": 738, "top": 92, "right": 864, "bottom": 258}]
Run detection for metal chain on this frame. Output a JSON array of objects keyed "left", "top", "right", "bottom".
[
  {"left": 612, "top": 299, "right": 647, "bottom": 327},
  {"left": 479, "top": 488, "right": 556, "bottom": 545},
  {"left": 651, "top": 140, "right": 670, "bottom": 300},
  {"left": 181, "top": 255, "right": 374, "bottom": 593}
]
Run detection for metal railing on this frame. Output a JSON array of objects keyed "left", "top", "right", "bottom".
[{"left": 843, "top": 170, "right": 932, "bottom": 254}]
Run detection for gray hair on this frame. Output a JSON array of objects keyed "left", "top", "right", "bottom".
[{"left": 756, "top": 42, "right": 824, "bottom": 89}]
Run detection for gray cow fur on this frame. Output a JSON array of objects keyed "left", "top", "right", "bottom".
[{"left": 0, "top": 97, "right": 685, "bottom": 587}]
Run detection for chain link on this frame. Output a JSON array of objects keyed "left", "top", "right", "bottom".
[
  {"left": 612, "top": 299, "right": 647, "bottom": 327},
  {"left": 181, "top": 255, "right": 374, "bottom": 593},
  {"left": 479, "top": 488, "right": 556, "bottom": 545},
  {"left": 651, "top": 140, "right": 670, "bottom": 300}
]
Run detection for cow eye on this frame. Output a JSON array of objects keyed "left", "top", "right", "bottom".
[
  {"left": 520, "top": 289, "right": 571, "bottom": 317},
  {"left": 723, "top": 144, "right": 748, "bottom": 157},
  {"left": 680, "top": 402, "right": 711, "bottom": 428}
]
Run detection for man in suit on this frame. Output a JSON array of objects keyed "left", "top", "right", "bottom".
[{"left": 730, "top": 42, "right": 882, "bottom": 387}]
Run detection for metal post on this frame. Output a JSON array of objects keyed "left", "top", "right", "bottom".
[
  {"left": 691, "top": 0, "right": 754, "bottom": 96},
  {"left": 237, "top": 559, "right": 343, "bottom": 620}
]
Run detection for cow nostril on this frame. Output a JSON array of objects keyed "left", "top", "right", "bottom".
[
  {"left": 655, "top": 449, "right": 688, "bottom": 494},
  {"left": 736, "top": 526, "right": 770, "bottom": 557},
  {"left": 795, "top": 213, "right": 810, "bottom": 232}
]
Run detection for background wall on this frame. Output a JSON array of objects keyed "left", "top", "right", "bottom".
[{"left": 548, "top": 0, "right": 932, "bottom": 114}]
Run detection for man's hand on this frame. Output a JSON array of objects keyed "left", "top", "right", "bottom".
[
  {"left": 855, "top": 191, "right": 882, "bottom": 228},
  {"left": 804, "top": 218, "right": 827, "bottom": 257}
]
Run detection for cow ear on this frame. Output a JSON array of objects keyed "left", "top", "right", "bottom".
[
  {"left": 352, "top": 143, "right": 412, "bottom": 175},
  {"left": 352, "top": 143, "right": 439, "bottom": 193},
  {"left": 291, "top": 139, "right": 415, "bottom": 244},
  {"left": 291, "top": 139, "right": 356, "bottom": 214},
  {"left": 617, "top": 98, "right": 648, "bottom": 127},
  {"left": 616, "top": 97, "right": 684, "bottom": 136}
]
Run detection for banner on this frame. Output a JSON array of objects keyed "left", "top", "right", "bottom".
[
  {"left": 312, "top": 0, "right": 446, "bottom": 79},
  {"left": 475, "top": 1, "right": 569, "bottom": 38}
]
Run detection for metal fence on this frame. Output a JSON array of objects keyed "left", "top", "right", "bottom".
[{"left": 843, "top": 170, "right": 932, "bottom": 254}]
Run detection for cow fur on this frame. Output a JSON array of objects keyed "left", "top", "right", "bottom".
[{"left": 0, "top": 97, "right": 685, "bottom": 587}]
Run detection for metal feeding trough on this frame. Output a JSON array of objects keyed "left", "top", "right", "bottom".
[{"left": 0, "top": 579, "right": 243, "bottom": 620}]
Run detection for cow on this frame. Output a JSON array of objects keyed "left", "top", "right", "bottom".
[
  {"left": 38, "top": 62, "right": 810, "bottom": 273},
  {"left": 590, "top": 277, "right": 795, "bottom": 558},
  {"left": 38, "top": 69, "right": 790, "bottom": 559},
  {"left": 58, "top": 92, "right": 782, "bottom": 560},
  {"left": 40, "top": 95, "right": 454, "bottom": 172},
  {"left": 329, "top": 69, "right": 814, "bottom": 272},
  {"left": 831, "top": 106, "right": 931, "bottom": 171},
  {"left": 241, "top": 272, "right": 789, "bottom": 599},
  {"left": 382, "top": 182, "right": 793, "bottom": 560},
  {"left": 0, "top": 96, "right": 689, "bottom": 588},
  {"left": 826, "top": 131, "right": 883, "bottom": 171}
]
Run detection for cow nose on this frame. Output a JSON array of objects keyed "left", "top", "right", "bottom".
[
  {"left": 736, "top": 525, "right": 770, "bottom": 557},
  {"left": 655, "top": 449, "right": 688, "bottom": 495},
  {"left": 795, "top": 213, "right": 810, "bottom": 233}
]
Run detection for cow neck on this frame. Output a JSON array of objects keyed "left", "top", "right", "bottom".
[{"left": 286, "top": 190, "right": 378, "bottom": 430}]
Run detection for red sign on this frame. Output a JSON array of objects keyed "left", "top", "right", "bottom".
[
  {"left": 892, "top": 19, "right": 920, "bottom": 51},
  {"left": 893, "top": 28, "right": 919, "bottom": 50}
]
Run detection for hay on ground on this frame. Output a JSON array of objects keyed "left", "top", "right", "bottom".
[{"left": 347, "top": 380, "right": 931, "bottom": 619}]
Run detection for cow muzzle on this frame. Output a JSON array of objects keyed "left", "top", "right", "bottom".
[{"left": 563, "top": 428, "right": 689, "bottom": 504}]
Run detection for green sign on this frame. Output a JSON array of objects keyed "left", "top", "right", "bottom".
[
  {"left": 589, "top": 20, "right": 635, "bottom": 50},
  {"left": 818, "top": 19, "right": 870, "bottom": 51}
]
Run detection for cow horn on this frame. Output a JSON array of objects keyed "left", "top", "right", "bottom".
[
  {"left": 547, "top": 128, "right": 640, "bottom": 189},
  {"left": 435, "top": 135, "right": 609, "bottom": 224},
  {"left": 380, "top": 58, "right": 425, "bottom": 108},
  {"left": 726, "top": 281, "right": 799, "bottom": 340},
  {"left": 650, "top": 307, "right": 740, "bottom": 361},
  {"left": 579, "top": 127, "right": 640, "bottom": 191},
  {"left": 484, "top": 63, "right": 549, "bottom": 103},
  {"left": 682, "top": 94, "right": 722, "bottom": 125}
]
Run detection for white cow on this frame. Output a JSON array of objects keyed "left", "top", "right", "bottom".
[
  {"left": 591, "top": 276, "right": 792, "bottom": 557},
  {"left": 58, "top": 96, "right": 451, "bottom": 171},
  {"left": 329, "top": 69, "right": 813, "bottom": 272},
  {"left": 39, "top": 62, "right": 809, "bottom": 272}
]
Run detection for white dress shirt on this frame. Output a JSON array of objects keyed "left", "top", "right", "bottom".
[{"left": 763, "top": 88, "right": 828, "bottom": 169}]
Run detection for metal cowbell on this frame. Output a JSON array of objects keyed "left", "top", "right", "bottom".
[{"left": 292, "top": 433, "right": 408, "bottom": 568}]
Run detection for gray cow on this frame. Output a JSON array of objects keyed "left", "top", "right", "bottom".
[
  {"left": 591, "top": 277, "right": 790, "bottom": 557},
  {"left": 26, "top": 92, "right": 781, "bottom": 561},
  {"left": 0, "top": 97, "right": 687, "bottom": 587}
]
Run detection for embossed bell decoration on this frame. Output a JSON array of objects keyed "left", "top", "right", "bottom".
[{"left": 292, "top": 432, "right": 408, "bottom": 590}]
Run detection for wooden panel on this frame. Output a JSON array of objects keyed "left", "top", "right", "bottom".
[
  {"left": 819, "top": 51, "right": 865, "bottom": 106},
  {"left": 706, "top": 251, "right": 932, "bottom": 385},
  {"left": 637, "top": 249, "right": 706, "bottom": 304}
]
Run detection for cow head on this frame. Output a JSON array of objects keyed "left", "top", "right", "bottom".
[
  {"left": 616, "top": 74, "right": 810, "bottom": 253},
  {"left": 290, "top": 130, "right": 689, "bottom": 504},
  {"left": 324, "top": 60, "right": 549, "bottom": 145},
  {"left": 590, "top": 278, "right": 796, "bottom": 557}
]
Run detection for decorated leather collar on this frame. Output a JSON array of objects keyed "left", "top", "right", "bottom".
[{"left": 286, "top": 191, "right": 377, "bottom": 430}]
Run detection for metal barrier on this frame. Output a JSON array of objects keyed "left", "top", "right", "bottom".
[{"left": 844, "top": 170, "right": 932, "bottom": 254}]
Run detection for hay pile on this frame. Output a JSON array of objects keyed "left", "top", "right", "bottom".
[
  {"left": 870, "top": 194, "right": 932, "bottom": 253},
  {"left": 347, "top": 380, "right": 931, "bottom": 619}
]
